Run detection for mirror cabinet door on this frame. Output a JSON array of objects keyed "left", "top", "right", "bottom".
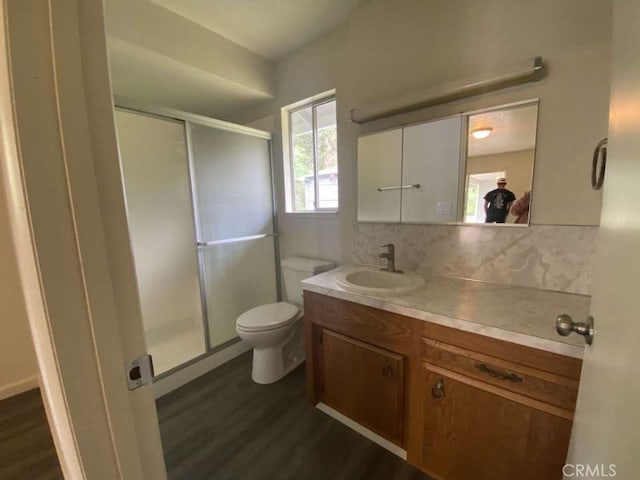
[
  {"left": 357, "top": 128, "right": 403, "bottom": 222},
  {"left": 464, "top": 102, "right": 538, "bottom": 225},
  {"left": 401, "top": 116, "right": 462, "bottom": 223}
]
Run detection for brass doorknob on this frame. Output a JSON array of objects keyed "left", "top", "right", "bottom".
[
  {"left": 431, "top": 379, "right": 445, "bottom": 400},
  {"left": 556, "top": 314, "right": 595, "bottom": 345}
]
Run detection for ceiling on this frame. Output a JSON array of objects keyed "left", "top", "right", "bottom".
[
  {"left": 108, "top": 37, "right": 272, "bottom": 117},
  {"left": 148, "top": 0, "right": 366, "bottom": 60},
  {"left": 467, "top": 104, "right": 538, "bottom": 157}
]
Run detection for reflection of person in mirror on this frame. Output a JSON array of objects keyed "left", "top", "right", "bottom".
[
  {"left": 484, "top": 178, "right": 516, "bottom": 223},
  {"left": 511, "top": 190, "right": 531, "bottom": 224}
]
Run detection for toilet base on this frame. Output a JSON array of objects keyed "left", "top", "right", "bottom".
[
  {"left": 250, "top": 319, "right": 305, "bottom": 384},
  {"left": 251, "top": 348, "right": 304, "bottom": 384}
]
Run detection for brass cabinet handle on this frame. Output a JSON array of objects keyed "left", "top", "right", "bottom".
[
  {"left": 431, "top": 379, "right": 445, "bottom": 400},
  {"left": 475, "top": 363, "right": 523, "bottom": 383},
  {"left": 381, "top": 361, "right": 394, "bottom": 379}
]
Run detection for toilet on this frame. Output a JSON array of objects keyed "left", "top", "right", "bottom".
[{"left": 236, "top": 256, "right": 334, "bottom": 384}]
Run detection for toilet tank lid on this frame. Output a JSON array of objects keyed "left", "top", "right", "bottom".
[{"left": 281, "top": 256, "right": 335, "bottom": 273}]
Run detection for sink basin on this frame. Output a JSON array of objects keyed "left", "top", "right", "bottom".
[{"left": 336, "top": 268, "right": 425, "bottom": 296}]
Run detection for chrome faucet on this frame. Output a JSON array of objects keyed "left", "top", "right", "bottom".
[{"left": 379, "top": 243, "right": 402, "bottom": 273}]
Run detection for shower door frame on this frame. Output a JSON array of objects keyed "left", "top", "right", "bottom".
[{"left": 115, "top": 100, "right": 282, "bottom": 380}]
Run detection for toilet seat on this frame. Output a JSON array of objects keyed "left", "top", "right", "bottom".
[{"left": 236, "top": 302, "right": 300, "bottom": 332}]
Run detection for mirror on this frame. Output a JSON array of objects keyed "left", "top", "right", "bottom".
[
  {"left": 356, "top": 101, "right": 539, "bottom": 226},
  {"left": 463, "top": 102, "right": 538, "bottom": 225}
]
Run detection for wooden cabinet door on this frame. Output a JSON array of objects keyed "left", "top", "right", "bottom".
[
  {"left": 421, "top": 364, "right": 572, "bottom": 480},
  {"left": 320, "top": 329, "right": 405, "bottom": 446}
]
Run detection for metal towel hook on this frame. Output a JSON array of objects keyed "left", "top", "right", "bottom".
[{"left": 591, "top": 138, "right": 607, "bottom": 190}]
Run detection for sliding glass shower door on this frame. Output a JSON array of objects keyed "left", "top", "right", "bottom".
[
  {"left": 115, "top": 110, "right": 207, "bottom": 375},
  {"left": 115, "top": 107, "right": 278, "bottom": 375},
  {"left": 188, "top": 123, "right": 278, "bottom": 349}
]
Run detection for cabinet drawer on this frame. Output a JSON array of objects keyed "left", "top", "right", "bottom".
[
  {"left": 423, "top": 337, "right": 579, "bottom": 412},
  {"left": 304, "top": 290, "right": 417, "bottom": 355},
  {"left": 422, "top": 321, "right": 582, "bottom": 380}
]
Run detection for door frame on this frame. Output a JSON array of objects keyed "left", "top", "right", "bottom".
[{"left": 0, "top": 1, "right": 165, "bottom": 478}]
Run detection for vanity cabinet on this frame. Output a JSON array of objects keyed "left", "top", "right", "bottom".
[
  {"left": 304, "top": 291, "right": 420, "bottom": 449},
  {"left": 320, "top": 329, "right": 405, "bottom": 445},
  {"left": 419, "top": 323, "right": 580, "bottom": 480},
  {"left": 304, "top": 291, "right": 582, "bottom": 480}
]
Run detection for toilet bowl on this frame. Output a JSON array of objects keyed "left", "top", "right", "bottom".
[
  {"left": 236, "top": 302, "right": 302, "bottom": 384},
  {"left": 236, "top": 257, "right": 334, "bottom": 384}
]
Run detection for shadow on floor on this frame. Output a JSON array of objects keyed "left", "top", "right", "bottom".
[{"left": 156, "top": 352, "right": 431, "bottom": 480}]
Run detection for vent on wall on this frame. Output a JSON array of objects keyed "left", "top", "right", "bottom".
[{"left": 349, "top": 57, "right": 546, "bottom": 124}]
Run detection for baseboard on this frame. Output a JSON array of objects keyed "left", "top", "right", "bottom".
[
  {"left": 0, "top": 375, "right": 39, "bottom": 401},
  {"left": 153, "top": 340, "right": 252, "bottom": 398},
  {"left": 316, "top": 402, "right": 407, "bottom": 460}
]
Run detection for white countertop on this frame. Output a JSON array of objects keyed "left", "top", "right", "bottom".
[{"left": 302, "top": 265, "right": 589, "bottom": 359}]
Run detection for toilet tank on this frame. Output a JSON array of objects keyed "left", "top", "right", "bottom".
[{"left": 281, "top": 257, "right": 334, "bottom": 306}]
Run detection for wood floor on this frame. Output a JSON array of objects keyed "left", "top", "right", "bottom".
[
  {"left": 1, "top": 353, "right": 430, "bottom": 480},
  {"left": 157, "top": 352, "right": 431, "bottom": 480},
  {"left": 0, "top": 389, "right": 63, "bottom": 480}
]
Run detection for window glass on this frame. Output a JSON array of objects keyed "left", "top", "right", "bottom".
[
  {"left": 285, "top": 96, "right": 338, "bottom": 212},
  {"left": 291, "top": 106, "right": 315, "bottom": 210},
  {"left": 315, "top": 100, "right": 338, "bottom": 209}
]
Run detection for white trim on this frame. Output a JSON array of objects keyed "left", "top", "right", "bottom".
[
  {"left": 284, "top": 89, "right": 337, "bottom": 112},
  {"left": 2, "top": 2, "right": 167, "bottom": 478},
  {"left": 0, "top": 3, "right": 85, "bottom": 478},
  {"left": 283, "top": 211, "right": 339, "bottom": 218},
  {"left": 0, "top": 376, "right": 39, "bottom": 401},
  {"left": 153, "top": 340, "right": 252, "bottom": 398},
  {"left": 316, "top": 402, "right": 408, "bottom": 460},
  {"left": 114, "top": 97, "right": 272, "bottom": 140}
]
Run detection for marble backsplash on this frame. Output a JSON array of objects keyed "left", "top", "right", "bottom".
[{"left": 352, "top": 223, "right": 598, "bottom": 295}]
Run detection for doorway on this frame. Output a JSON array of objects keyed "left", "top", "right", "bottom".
[{"left": 464, "top": 171, "right": 505, "bottom": 223}]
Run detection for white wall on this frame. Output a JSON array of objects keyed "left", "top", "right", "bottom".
[
  {"left": 347, "top": 0, "right": 610, "bottom": 227},
  {"left": 105, "top": 0, "right": 275, "bottom": 118},
  {"left": 229, "top": 0, "right": 612, "bottom": 265},
  {"left": 0, "top": 169, "right": 38, "bottom": 400},
  {"left": 230, "top": 27, "right": 350, "bottom": 265}
]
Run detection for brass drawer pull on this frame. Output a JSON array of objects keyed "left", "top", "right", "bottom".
[
  {"left": 431, "top": 379, "right": 445, "bottom": 400},
  {"left": 475, "top": 363, "right": 523, "bottom": 383}
]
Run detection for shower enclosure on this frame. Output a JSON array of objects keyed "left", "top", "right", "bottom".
[{"left": 115, "top": 107, "right": 278, "bottom": 376}]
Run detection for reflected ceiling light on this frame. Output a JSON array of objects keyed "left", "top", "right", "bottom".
[{"left": 471, "top": 127, "right": 493, "bottom": 139}]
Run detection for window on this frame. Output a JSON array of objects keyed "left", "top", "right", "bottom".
[{"left": 284, "top": 95, "right": 338, "bottom": 212}]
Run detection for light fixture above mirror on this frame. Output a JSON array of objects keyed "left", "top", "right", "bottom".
[{"left": 471, "top": 127, "right": 493, "bottom": 139}]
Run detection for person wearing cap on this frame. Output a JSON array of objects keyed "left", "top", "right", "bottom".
[{"left": 484, "top": 177, "right": 516, "bottom": 223}]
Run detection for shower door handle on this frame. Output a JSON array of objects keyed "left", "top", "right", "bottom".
[{"left": 197, "top": 233, "right": 279, "bottom": 247}]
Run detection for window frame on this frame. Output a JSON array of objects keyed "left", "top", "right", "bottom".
[{"left": 284, "top": 93, "right": 338, "bottom": 213}]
